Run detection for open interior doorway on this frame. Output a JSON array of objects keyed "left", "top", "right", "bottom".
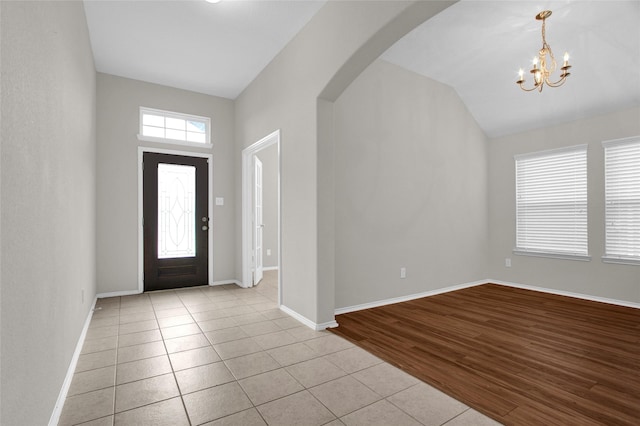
[{"left": 242, "top": 130, "right": 281, "bottom": 305}]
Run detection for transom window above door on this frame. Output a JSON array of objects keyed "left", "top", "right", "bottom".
[{"left": 138, "top": 107, "right": 211, "bottom": 147}]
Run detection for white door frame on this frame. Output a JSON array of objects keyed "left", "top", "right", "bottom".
[
  {"left": 137, "top": 146, "right": 214, "bottom": 293},
  {"left": 254, "top": 156, "right": 264, "bottom": 285},
  {"left": 241, "top": 130, "right": 281, "bottom": 304}
]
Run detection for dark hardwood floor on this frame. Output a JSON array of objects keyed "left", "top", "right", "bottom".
[{"left": 329, "top": 284, "right": 640, "bottom": 425}]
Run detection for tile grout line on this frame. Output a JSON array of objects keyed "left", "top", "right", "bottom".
[
  {"left": 109, "top": 296, "right": 122, "bottom": 426},
  {"left": 163, "top": 285, "right": 259, "bottom": 424},
  {"left": 155, "top": 290, "right": 193, "bottom": 426},
  {"left": 69, "top": 274, "right": 420, "bottom": 425},
  {"left": 183, "top": 279, "right": 279, "bottom": 425},
  {"left": 200, "top": 286, "right": 271, "bottom": 425},
  {"left": 437, "top": 407, "right": 473, "bottom": 426}
]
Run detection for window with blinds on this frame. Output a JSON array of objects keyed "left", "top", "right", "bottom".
[
  {"left": 603, "top": 137, "right": 640, "bottom": 265},
  {"left": 514, "top": 145, "right": 589, "bottom": 260}
]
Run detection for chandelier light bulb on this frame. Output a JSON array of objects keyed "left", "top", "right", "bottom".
[{"left": 534, "top": 70, "right": 543, "bottom": 85}]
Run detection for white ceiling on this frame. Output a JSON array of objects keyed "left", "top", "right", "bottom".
[
  {"left": 83, "top": 0, "right": 326, "bottom": 99},
  {"left": 84, "top": 0, "right": 640, "bottom": 138},
  {"left": 382, "top": 0, "right": 640, "bottom": 137}
]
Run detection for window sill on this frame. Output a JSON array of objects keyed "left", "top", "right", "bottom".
[
  {"left": 513, "top": 249, "right": 591, "bottom": 262},
  {"left": 602, "top": 256, "right": 640, "bottom": 266},
  {"left": 137, "top": 134, "right": 212, "bottom": 149}
]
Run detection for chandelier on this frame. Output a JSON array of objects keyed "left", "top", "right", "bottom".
[{"left": 516, "top": 10, "right": 571, "bottom": 92}]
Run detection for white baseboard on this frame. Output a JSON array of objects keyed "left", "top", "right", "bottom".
[
  {"left": 263, "top": 266, "right": 279, "bottom": 271},
  {"left": 335, "top": 278, "right": 639, "bottom": 317},
  {"left": 279, "top": 305, "right": 338, "bottom": 331},
  {"left": 211, "top": 279, "right": 243, "bottom": 287},
  {"left": 317, "top": 320, "right": 339, "bottom": 329},
  {"left": 279, "top": 305, "right": 316, "bottom": 330},
  {"left": 97, "top": 289, "right": 140, "bottom": 298},
  {"left": 489, "top": 279, "right": 640, "bottom": 310},
  {"left": 334, "top": 279, "right": 487, "bottom": 315},
  {"left": 48, "top": 297, "right": 97, "bottom": 426},
  {"left": 96, "top": 281, "right": 243, "bottom": 298}
]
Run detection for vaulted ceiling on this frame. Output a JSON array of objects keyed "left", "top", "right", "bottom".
[
  {"left": 83, "top": 0, "right": 325, "bottom": 99},
  {"left": 84, "top": 0, "right": 640, "bottom": 138}
]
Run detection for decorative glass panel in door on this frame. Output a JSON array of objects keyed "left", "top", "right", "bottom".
[{"left": 157, "top": 163, "right": 196, "bottom": 259}]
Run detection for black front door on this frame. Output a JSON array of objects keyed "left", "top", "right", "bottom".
[{"left": 143, "top": 152, "right": 209, "bottom": 291}]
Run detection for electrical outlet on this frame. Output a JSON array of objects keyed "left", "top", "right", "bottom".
[
  {"left": 267, "top": 249, "right": 271, "bottom": 256},
  {"left": 505, "top": 258, "right": 512, "bottom": 268},
  {"left": 400, "top": 267, "right": 407, "bottom": 279}
]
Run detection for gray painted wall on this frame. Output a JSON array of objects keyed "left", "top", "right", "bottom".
[
  {"left": 96, "top": 74, "right": 236, "bottom": 294},
  {"left": 489, "top": 107, "right": 640, "bottom": 303},
  {"left": 0, "top": 2, "right": 96, "bottom": 424},
  {"left": 235, "top": 0, "right": 454, "bottom": 325},
  {"left": 256, "top": 144, "right": 279, "bottom": 269},
  {"left": 333, "top": 60, "right": 489, "bottom": 308}
]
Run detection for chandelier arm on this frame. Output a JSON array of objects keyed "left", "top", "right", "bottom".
[
  {"left": 518, "top": 82, "right": 544, "bottom": 92},
  {"left": 546, "top": 76, "right": 568, "bottom": 88}
]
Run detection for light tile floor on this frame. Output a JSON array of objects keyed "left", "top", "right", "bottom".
[{"left": 59, "top": 271, "right": 501, "bottom": 425}]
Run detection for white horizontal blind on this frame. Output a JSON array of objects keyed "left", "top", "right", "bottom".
[
  {"left": 515, "top": 145, "right": 588, "bottom": 257},
  {"left": 603, "top": 137, "right": 640, "bottom": 262}
]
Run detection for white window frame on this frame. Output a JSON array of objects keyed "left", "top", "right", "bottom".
[
  {"left": 513, "top": 144, "right": 590, "bottom": 261},
  {"left": 602, "top": 136, "right": 640, "bottom": 265},
  {"left": 137, "top": 107, "right": 212, "bottom": 148}
]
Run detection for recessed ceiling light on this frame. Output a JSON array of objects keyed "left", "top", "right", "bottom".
[{"left": 205, "top": 0, "right": 222, "bottom": 4}]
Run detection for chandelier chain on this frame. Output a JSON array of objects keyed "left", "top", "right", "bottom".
[{"left": 541, "top": 17, "right": 557, "bottom": 73}]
